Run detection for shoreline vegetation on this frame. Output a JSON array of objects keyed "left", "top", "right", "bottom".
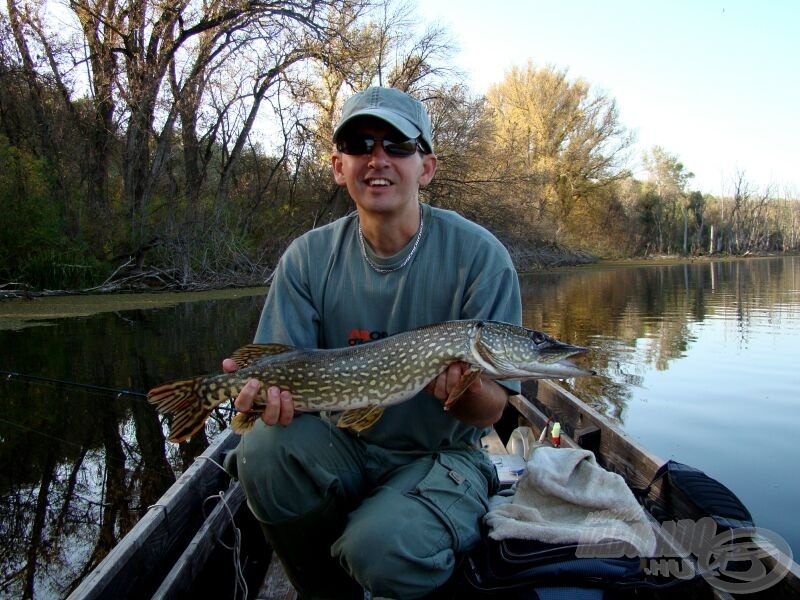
[
  {"left": 1, "top": 253, "right": 793, "bottom": 331},
  {"left": 4, "top": 5, "right": 799, "bottom": 306},
  {"left": 0, "top": 250, "right": 764, "bottom": 301},
  {"left": 0, "top": 287, "right": 269, "bottom": 331}
]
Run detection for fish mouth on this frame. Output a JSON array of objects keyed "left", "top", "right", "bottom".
[
  {"left": 514, "top": 359, "right": 595, "bottom": 379},
  {"left": 554, "top": 359, "right": 596, "bottom": 377},
  {"left": 540, "top": 341, "right": 589, "bottom": 362},
  {"left": 530, "top": 342, "right": 595, "bottom": 378}
]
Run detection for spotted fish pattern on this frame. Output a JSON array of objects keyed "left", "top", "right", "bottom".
[{"left": 147, "top": 320, "right": 593, "bottom": 443}]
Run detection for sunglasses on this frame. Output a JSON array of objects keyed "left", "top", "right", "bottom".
[{"left": 336, "top": 134, "right": 426, "bottom": 157}]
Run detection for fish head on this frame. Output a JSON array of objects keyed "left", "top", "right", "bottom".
[{"left": 471, "top": 321, "right": 595, "bottom": 379}]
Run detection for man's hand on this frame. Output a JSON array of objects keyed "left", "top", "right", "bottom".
[
  {"left": 222, "top": 358, "right": 295, "bottom": 426},
  {"left": 426, "top": 362, "right": 508, "bottom": 428},
  {"left": 426, "top": 362, "right": 483, "bottom": 404}
]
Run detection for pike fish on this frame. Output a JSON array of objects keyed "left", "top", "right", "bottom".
[{"left": 147, "top": 320, "right": 594, "bottom": 443}]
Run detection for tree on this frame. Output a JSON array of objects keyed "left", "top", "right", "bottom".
[
  {"left": 641, "top": 146, "right": 694, "bottom": 254},
  {"left": 484, "top": 61, "right": 632, "bottom": 245},
  {"left": 256, "top": 2, "right": 459, "bottom": 226}
]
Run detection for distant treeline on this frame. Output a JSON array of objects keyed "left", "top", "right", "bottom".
[{"left": 1, "top": 0, "right": 798, "bottom": 292}]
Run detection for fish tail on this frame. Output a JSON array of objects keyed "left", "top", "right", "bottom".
[{"left": 147, "top": 377, "right": 210, "bottom": 443}]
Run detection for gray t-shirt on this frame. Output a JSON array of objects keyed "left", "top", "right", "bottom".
[{"left": 254, "top": 203, "right": 522, "bottom": 451}]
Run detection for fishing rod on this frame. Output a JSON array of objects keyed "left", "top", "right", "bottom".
[
  {"left": 1, "top": 369, "right": 146, "bottom": 398},
  {"left": 0, "top": 369, "right": 237, "bottom": 413}
]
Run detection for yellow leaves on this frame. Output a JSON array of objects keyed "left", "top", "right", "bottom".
[{"left": 482, "top": 61, "right": 632, "bottom": 245}]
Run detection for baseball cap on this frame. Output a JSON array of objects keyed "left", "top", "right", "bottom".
[{"left": 333, "top": 87, "right": 434, "bottom": 153}]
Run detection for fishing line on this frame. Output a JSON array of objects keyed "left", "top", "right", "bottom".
[
  {"left": 3, "top": 375, "right": 250, "bottom": 596},
  {"left": 0, "top": 369, "right": 146, "bottom": 398},
  {"left": 0, "top": 371, "right": 241, "bottom": 493},
  {"left": 202, "top": 488, "right": 248, "bottom": 600},
  {"left": 0, "top": 415, "right": 88, "bottom": 451},
  {"left": 0, "top": 413, "right": 181, "bottom": 487},
  {"left": 0, "top": 373, "right": 236, "bottom": 487},
  {"left": 0, "top": 369, "right": 239, "bottom": 413}
]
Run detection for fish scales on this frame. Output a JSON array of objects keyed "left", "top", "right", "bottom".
[{"left": 147, "top": 320, "right": 594, "bottom": 443}]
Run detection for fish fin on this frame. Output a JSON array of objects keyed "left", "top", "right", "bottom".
[
  {"left": 147, "top": 377, "right": 210, "bottom": 443},
  {"left": 231, "top": 412, "right": 260, "bottom": 434},
  {"left": 336, "top": 406, "right": 385, "bottom": 432},
  {"left": 444, "top": 366, "right": 483, "bottom": 409},
  {"left": 230, "top": 343, "right": 296, "bottom": 368}
]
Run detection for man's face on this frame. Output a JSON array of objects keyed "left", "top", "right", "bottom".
[{"left": 331, "top": 118, "right": 437, "bottom": 216}]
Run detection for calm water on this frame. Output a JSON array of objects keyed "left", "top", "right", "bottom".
[
  {"left": 519, "top": 256, "right": 800, "bottom": 560},
  {"left": 0, "top": 257, "right": 798, "bottom": 597}
]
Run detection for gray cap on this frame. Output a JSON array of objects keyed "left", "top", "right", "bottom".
[{"left": 333, "top": 87, "right": 434, "bottom": 153}]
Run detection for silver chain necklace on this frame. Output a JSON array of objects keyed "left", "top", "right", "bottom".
[{"left": 358, "top": 205, "right": 424, "bottom": 274}]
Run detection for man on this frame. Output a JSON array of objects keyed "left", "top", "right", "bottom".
[{"left": 224, "top": 87, "right": 521, "bottom": 599}]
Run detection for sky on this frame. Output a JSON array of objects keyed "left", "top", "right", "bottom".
[{"left": 416, "top": 0, "right": 799, "bottom": 197}]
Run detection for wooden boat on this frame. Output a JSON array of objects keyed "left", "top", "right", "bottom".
[
  {"left": 66, "top": 429, "right": 271, "bottom": 599},
  {"left": 68, "top": 380, "right": 800, "bottom": 599},
  {"left": 500, "top": 381, "right": 800, "bottom": 600}
]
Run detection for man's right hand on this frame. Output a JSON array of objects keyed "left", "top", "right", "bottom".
[{"left": 222, "top": 358, "right": 295, "bottom": 426}]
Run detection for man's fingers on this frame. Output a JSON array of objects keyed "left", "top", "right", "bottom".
[
  {"left": 234, "top": 378, "right": 260, "bottom": 412},
  {"left": 427, "top": 363, "right": 468, "bottom": 403},
  {"left": 445, "top": 363, "right": 463, "bottom": 392},
  {"left": 259, "top": 386, "right": 277, "bottom": 425},
  {"left": 222, "top": 358, "right": 238, "bottom": 373},
  {"left": 232, "top": 379, "right": 294, "bottom": 427},
  {"left": 277, "top": 390, "right": 294, "bottom": 426}
]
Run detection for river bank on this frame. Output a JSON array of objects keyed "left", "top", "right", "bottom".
[
  {"left": 0, "top": 287, "right": 268, "bottom": 331},
  {"left": 3, "top": 252, "right": 796, "bottom": 328},
  {"left": 5, "top": 248, "right": 794, "bottom": 302}
]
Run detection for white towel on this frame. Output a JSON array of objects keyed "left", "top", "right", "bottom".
[{"left": 484, "top": 446, "right": 657, "bottom": 557}]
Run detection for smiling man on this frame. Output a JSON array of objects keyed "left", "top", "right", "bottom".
[{"left": 224, "top": 87, "right": 522, "bottom": 599}]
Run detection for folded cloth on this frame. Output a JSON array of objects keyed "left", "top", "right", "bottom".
[{"left": 484, "top": 446, "right": 656, "bottom": 556}]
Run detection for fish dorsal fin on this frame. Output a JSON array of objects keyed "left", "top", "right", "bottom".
[
  {"left": 230, "top": 343, "right": 296, "bottom": 368},
  {"left": 336, "top": 406, "right": 385, "bottom": 432}
]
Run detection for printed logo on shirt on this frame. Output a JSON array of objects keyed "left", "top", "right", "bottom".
[{"left": 348, "top": 329, "right": 388, "bottom": 345}]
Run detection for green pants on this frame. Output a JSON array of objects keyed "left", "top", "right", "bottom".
[{"left": 225, "top": 414, "right": 497, "bottom": 599}]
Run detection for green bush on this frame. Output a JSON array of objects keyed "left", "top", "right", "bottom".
[{"left": 0, "top": 137, "right": 102, "bottom": 289}]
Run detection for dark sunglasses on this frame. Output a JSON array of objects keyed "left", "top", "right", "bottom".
[{"left": 336, "top": 134, "right": 426, "bottom": 157}]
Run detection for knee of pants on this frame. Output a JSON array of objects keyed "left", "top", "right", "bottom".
[
  {"left": 333, "top": 502, "right": 456, "bottom": 599},
  {"left": 233, "top": 415, "right": 343, "bottom": 522}
]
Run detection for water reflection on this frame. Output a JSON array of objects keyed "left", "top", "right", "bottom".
[
  {"left": 2, "top": 257, "right": 798, "bottom": 597},
  {"left": 0, "top": 295, "right": 263, "bottom": 598},
  {"left": 521, "top": 257, "right": 800, "bottom": 416},
  {"left": 522, "top": 256, "right": 800, "bottom": 556}
]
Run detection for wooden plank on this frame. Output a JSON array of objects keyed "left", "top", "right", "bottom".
[
  {"left": 508, "top": 393, "right": 580, "bottom": 449},
  {"left": 521, "top": 380, "right": 662, "bottom": 488},
  {"left": 257, "top": 557, "right": 298, "bottom": 600},
  {"left": 152, "top": 480, "right": 245, "bottom": 599},
  {"left": 68, "top": 430, "right": 241, "bottom": 600}
]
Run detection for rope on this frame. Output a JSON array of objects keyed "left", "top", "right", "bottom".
[{"left": 203, "top": 489, "right": 248, "bottom": 600}]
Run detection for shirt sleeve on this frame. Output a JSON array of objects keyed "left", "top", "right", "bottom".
[
  {"left": 460, "top": 242, "right": 523, "bottom": 394},
  {"left": 253, "top": 237, "right": 320, "bottom": 348}
]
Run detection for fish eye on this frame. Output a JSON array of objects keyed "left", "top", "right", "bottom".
[{"left": 530, "top": 331, "right": 548, "bottom": 345}]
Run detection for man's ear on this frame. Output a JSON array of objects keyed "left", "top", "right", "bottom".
[
  {"left": 331, "top": 152, "right": 346, "bottom": 185},
  {"left": 418, "top": 153, "right": 438, "bottom": 187}
]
